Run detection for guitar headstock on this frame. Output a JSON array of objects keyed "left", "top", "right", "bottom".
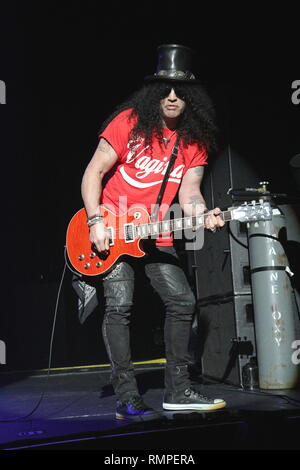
[{"left": 230, "top": 201, "right": 272, "bottom": 223}]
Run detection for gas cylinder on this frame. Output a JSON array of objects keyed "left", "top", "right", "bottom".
[{"left": 247, "top": 190, "right": 300, "bottom": 389}]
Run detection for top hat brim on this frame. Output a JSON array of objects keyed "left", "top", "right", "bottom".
[{"left": 144, "top": 74, "right": 201, "bottom": 84}]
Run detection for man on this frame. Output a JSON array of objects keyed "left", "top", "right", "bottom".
[{"left": 81, "top": 44, "right": 226, "bottom": 420}]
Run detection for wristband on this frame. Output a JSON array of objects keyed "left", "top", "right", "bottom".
[
  {"left": 87, "top": 215, "right": 104, "bottom": 227},
  {"left": 87, "top": 213, "right": 102, "bottom": 221},
  {"left": 88, "top": 218, "right": 104, "bottom": 228}
]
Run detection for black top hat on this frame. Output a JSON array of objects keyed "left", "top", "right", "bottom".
[{"left": 145, "top": 44, "right": 199, "bottom": 83}]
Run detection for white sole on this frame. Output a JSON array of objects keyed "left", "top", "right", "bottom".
[{"left": 163, "top": 401, "right": 227, "bottom": 411}]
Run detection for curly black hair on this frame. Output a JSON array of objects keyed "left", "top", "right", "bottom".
[{"left": 99, "top": 80, "right": 218, "bottom": 152}]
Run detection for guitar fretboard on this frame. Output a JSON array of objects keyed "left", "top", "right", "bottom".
[{"left": 135, "top": 210, "right": 233, "bottom": 238}]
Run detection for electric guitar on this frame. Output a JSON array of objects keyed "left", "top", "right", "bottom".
[{"left": 66, "top": 202, "right": 272, "bottom": 276}]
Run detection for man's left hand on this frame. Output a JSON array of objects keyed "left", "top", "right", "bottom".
[{"left": 204, "top": 207, "right": 225, "bottom": 232}]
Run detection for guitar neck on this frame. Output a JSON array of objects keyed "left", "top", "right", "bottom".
[{"left": 136, "top": 209, "right": 233, "bottom": 239}]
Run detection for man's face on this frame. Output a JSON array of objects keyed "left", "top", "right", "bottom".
[{"left": 160, "top": 87, "right": 186, "bottom": 122}]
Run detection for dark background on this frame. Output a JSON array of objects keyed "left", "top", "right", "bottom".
[{"left": 0, "top": 1, "right": 299, "bottom": 372}]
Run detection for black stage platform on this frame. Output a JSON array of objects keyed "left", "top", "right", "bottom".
[{"left": 0, "top": 361, "right": 300, "bottom": 452}]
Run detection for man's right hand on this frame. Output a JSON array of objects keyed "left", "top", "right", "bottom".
[{"left": 89, "top": 222, "right": 110, "bottom": 253}]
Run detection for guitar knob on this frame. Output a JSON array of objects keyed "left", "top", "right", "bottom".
[
  {"left": 90, "top": 252, "right": 96, "bottom": 258},
  {"left": 96, "top": 262, "right": 102, "bottom": 268},
  {"left": 84, "top": 263, "right": 91, "bottom": 269},
  {"left": 78, "top": 254, "right": 85, "bottom": 260}
]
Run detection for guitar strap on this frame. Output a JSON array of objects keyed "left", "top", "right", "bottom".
[{"left": 151, "top": 135, "right": 180, "bottom": 222}]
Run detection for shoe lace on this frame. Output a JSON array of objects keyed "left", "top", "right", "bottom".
[
  {"left": 129, "top": 395, "right": 147, "bottom": 410},
  {"left": 185, "top": 388, "right": 210, "bottom": 401}
]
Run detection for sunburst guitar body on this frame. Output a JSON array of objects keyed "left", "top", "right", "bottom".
[{"left": 66, "top": 205, "right": 150, "bottom": 276}]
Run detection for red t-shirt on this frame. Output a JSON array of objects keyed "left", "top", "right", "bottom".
[{"left": 99, "top": 108, "right": 208, "bottom": 246}]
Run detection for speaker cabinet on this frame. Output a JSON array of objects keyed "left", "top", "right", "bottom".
[
  {"left": 188, "top": 220, "right": 256, "bottom": 386},
  {"left": 190, "top": 219, "right": 251, "bottom": 301},
  {"left": 195, "top": 295, "right": 256, "bottom": 385},
  {"left": 187, "top": 146, "right": 259, "bottom": 384}
]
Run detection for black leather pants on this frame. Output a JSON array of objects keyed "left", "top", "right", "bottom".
[{"left": 102, "top": 243, "right": 196, "bottom": 401}]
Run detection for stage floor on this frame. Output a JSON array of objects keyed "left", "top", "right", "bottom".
[{"left": 0, "top": 362, "right": 300, "bottom": 451}]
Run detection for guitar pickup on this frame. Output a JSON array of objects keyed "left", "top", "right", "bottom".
[
  {"left": 106, "top": 226, "right": 114, "bottom": 246},
  {"left": 124, "top": 223, "right": 135, "bottom": 243}
]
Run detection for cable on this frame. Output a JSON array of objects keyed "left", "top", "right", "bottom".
[
  {"left": 201, "top": 376, "right": 300, "bottom": 408},
  {"left": 64, "top": 245, "right": 83, "bottom": 277},
  {"left": 0, "top": 252, "right": 67, "bottom": 423},
  {"left": 228, "top": 223, "right": 248, "bottom": 249}
]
